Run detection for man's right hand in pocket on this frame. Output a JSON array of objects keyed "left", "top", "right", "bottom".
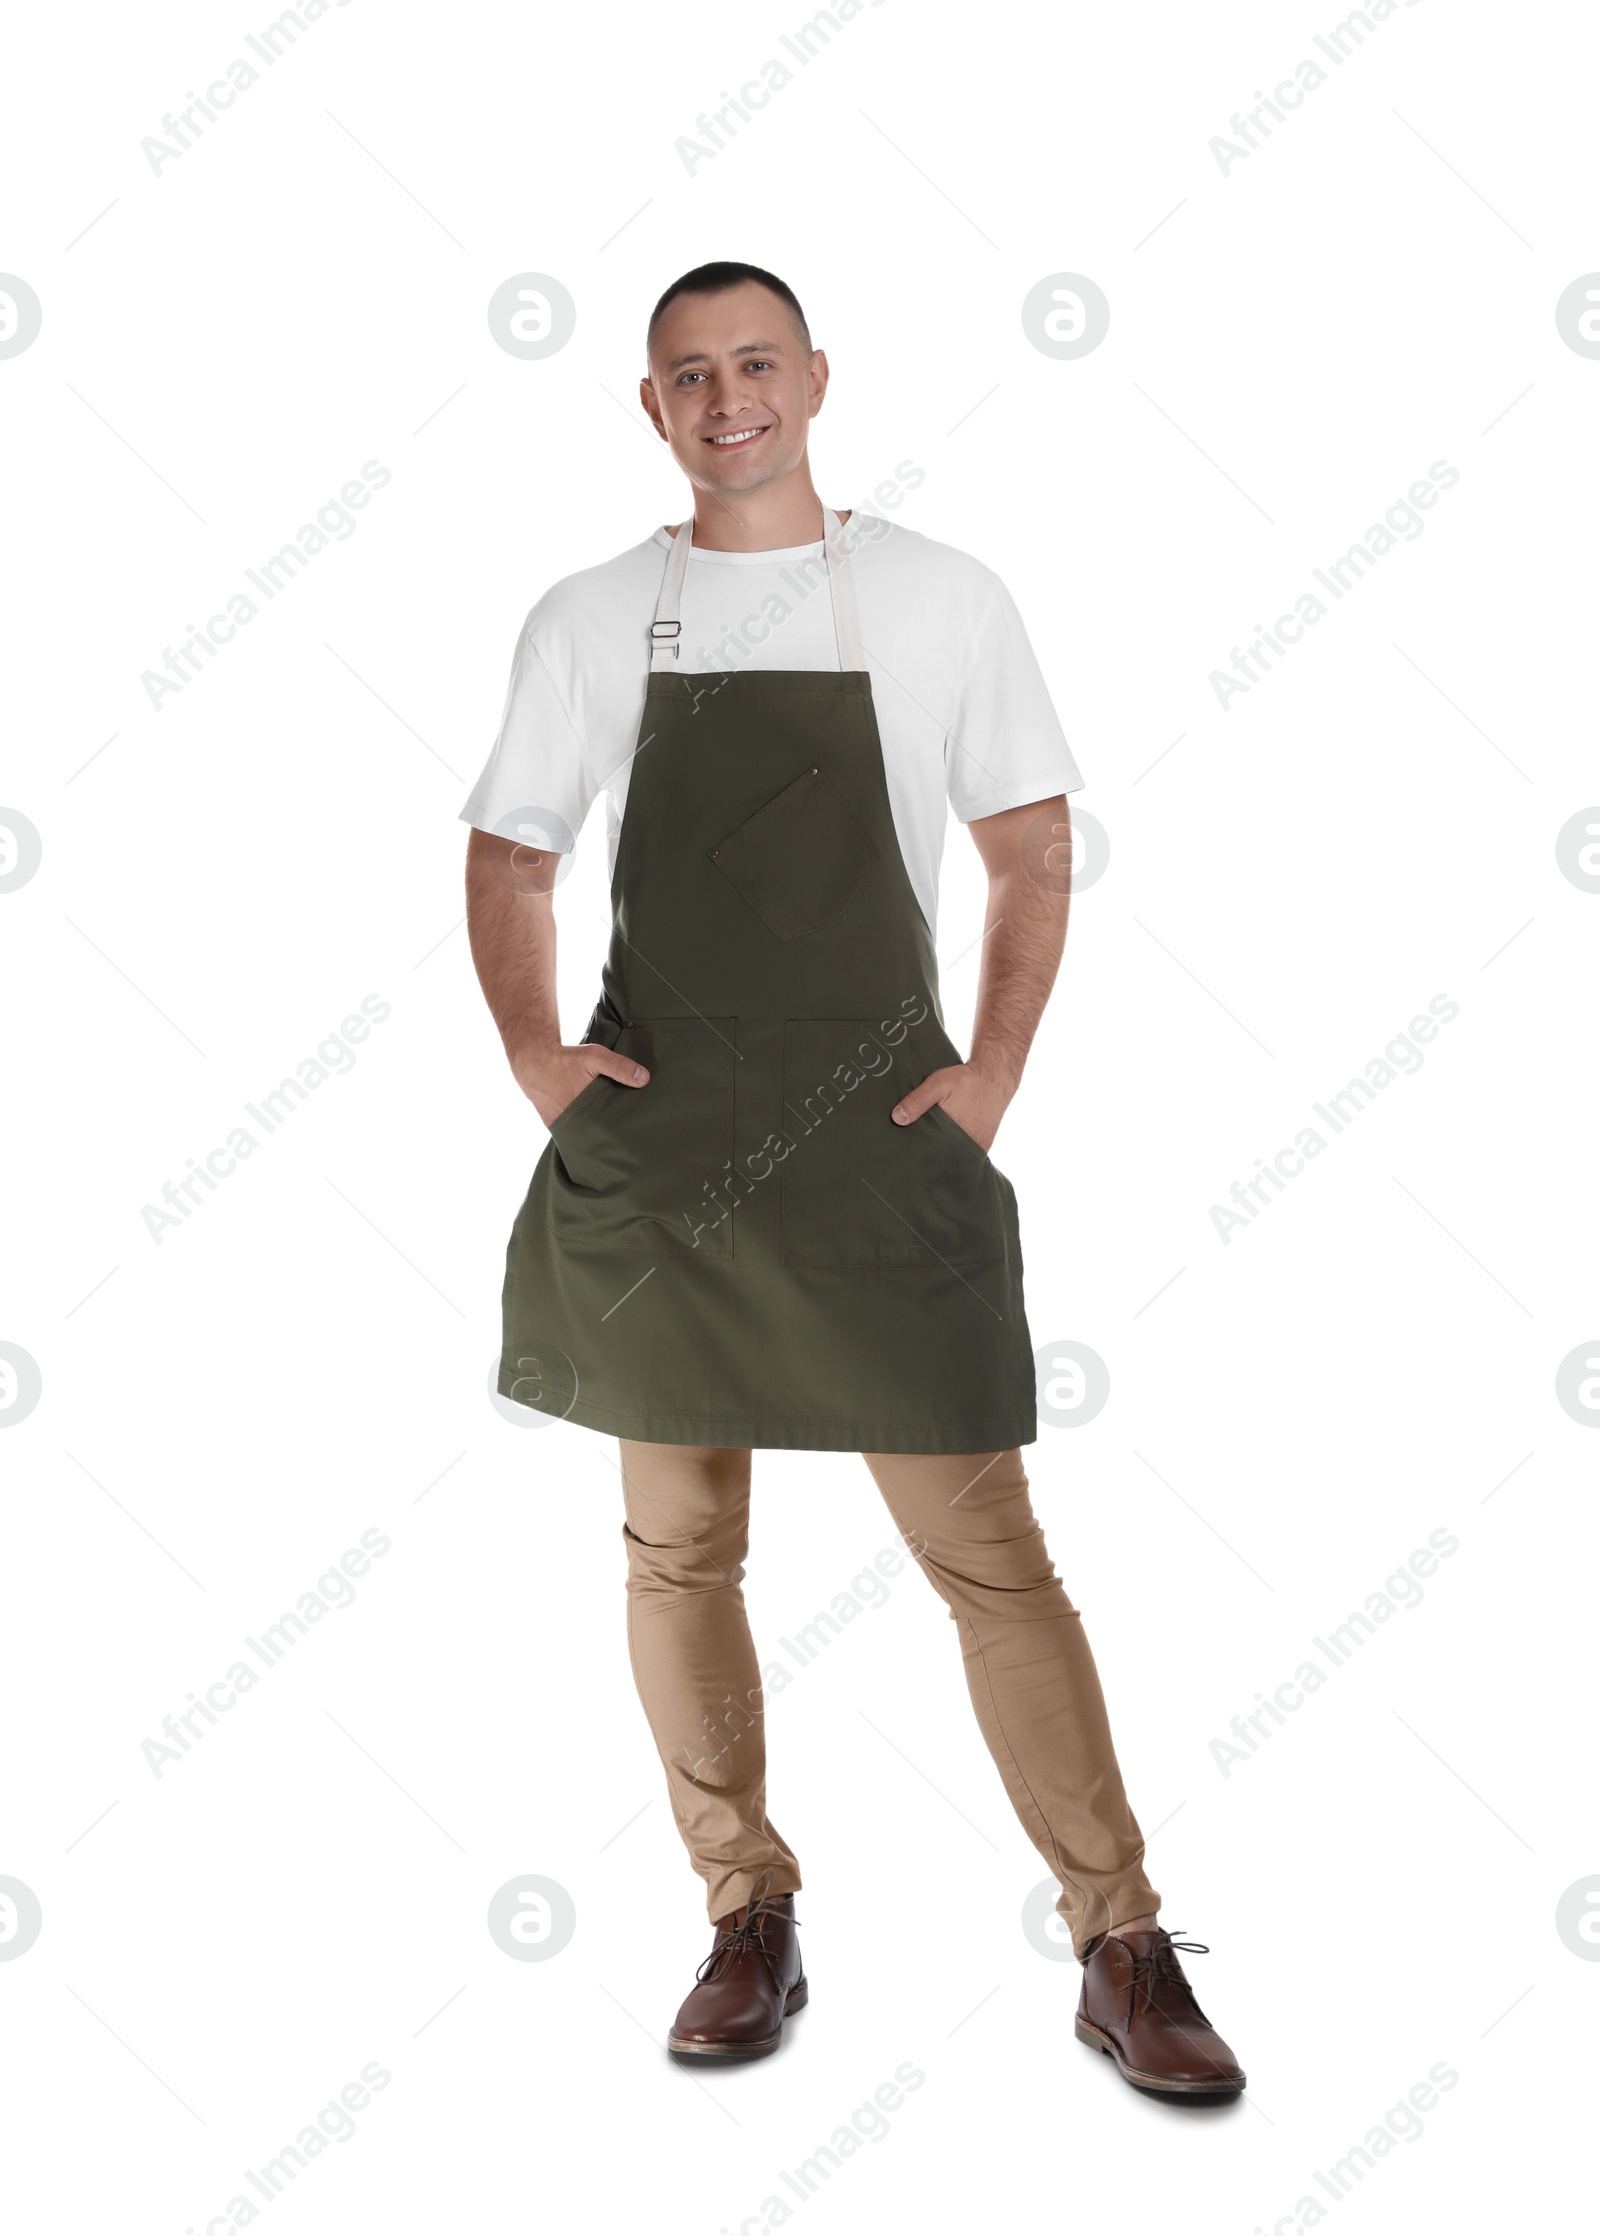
[{"left": 515, "top": 1047, "right": 651, "bottom": 1129}]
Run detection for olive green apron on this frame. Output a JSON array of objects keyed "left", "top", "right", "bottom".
[{"left": 496, "top": 509, "right": 1037, "bottom": 1451}]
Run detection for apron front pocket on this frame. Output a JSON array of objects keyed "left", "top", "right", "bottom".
[
  {"left": 709, "top": 768, "right": 880, "bottom": 942},
  {"left": 547, "top": 1015, "right": 737, "bottom": 1256},
  {"left": 780, "top": 1018, "right": 1004, "bottom": 1269}
]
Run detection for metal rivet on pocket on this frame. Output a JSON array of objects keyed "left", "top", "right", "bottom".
[{"left": 810, "top": 766, "right": 818, "bottom": 774}]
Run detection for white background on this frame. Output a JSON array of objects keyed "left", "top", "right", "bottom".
[{"left": 2, "top": 1, "right": 1595, "bottom": 2229}]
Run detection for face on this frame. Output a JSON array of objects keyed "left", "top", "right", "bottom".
[{"left": 641, "top": 280, "right": 828, "bottom": 500}]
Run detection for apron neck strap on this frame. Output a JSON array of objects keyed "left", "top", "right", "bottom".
[{"left": 649, "top": 507, "right": 865, "bottom": 673}]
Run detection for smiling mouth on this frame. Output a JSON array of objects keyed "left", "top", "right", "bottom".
[{"left": 704, "top": 424, "right": 770, "bottom": 447}]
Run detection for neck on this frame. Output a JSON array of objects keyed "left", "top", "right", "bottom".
[{"left": 678, "top": 459, "right": 843, "bottom": 551}]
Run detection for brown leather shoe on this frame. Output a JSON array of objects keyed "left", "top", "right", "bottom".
[
  {"left": 1075, "top": 1927, "right": 1245, "bottom": 2096},
  {"left": 667, "top": 1869, "right": 807, "bottom": 2063}
]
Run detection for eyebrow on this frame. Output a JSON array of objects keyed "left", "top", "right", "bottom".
[{"left": 663, "top": 339, "right": 787, "bottom": 373}]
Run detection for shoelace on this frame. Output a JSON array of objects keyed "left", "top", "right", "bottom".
[
  {"left": 695, "top": 1867, "right": 798, "bottom": 1989},
  {"left": 1124, "top": 1930, "right": 1211, "bottom": 2027}
]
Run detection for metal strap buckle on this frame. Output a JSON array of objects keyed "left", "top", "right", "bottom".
[{"left": 649, "top": 620, "right": 681, "bottom": 640}]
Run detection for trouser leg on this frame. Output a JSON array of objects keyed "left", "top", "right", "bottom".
[
  {"left": 861, "top": 1446, "right": 1159, "bottom": 1957},
  {"left": 618, "top": 1439, "right": 801, "bottom": 1921}
]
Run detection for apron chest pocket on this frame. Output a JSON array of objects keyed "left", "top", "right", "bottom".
[
  {"left": 779, "top": 1018, "right": 1004, "bottom": 1269},
  {"left": 709, "top": 767, "right": 880, "bottom": 942},
  {"left": 547, "top": 1015, "right": 737, "bottom": 1256}
]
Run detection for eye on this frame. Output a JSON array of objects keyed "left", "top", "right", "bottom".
[
  {"left": 746, "top": 359, "right": 774, "bottom": 372},
  {"left": 676, "top": 370, "right": 706, "bottom": 386}
]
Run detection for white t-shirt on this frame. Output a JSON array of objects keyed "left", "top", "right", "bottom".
[{"left": 459, "top": 512, "right": 1083, "bottom": 933}]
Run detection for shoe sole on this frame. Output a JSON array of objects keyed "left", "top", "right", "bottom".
[
  {"left": 667, "top": 1979, "right": 809, "bottom": 2064},
  {"left": 1074, "top": 2013, "right": 1244, "bottom": 2096}
]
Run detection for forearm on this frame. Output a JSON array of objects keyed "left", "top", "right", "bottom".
[
  {"left": 969, "top": 844, "right": 1069, "bottom": 1096},
  {"left": 464, "top": 831, "right": 561, "bottom": 1081}
]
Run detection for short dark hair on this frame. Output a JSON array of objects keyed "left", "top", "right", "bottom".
[{"left": 647, "top": 261, "right": 811, "bottom": 353}]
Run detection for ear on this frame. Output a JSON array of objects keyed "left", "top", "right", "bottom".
[{"left": 807, "top": 347, "right": 831, "bottom": 414}]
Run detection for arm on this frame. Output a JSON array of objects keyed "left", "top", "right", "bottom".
[
  {"left": 464, "top": 829, "right": 649, "bottom": 1126},
  {"left": 889, "top": 795, "right": 1072, "bottom": 1151}
]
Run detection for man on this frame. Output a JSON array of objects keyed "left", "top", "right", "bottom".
[{"left": 462, "top": 261, "right": 1244, "bottom": 2096}]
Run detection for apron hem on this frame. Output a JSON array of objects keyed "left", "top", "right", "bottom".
[{"left": 496, "top": 1378, "right": 1037, "bottom": 1454}]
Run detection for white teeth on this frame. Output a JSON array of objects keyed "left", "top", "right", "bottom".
[{"left": 710, "top": 428, "right": 765, "bottom": 445}]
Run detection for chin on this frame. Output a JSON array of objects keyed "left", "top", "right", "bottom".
[{"left": 712, "top": 455, "right": 791, "bottom": 491}]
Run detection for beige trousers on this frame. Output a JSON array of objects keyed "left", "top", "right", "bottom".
[{"left": 618, "top": 1440, "right": 1159, "bottom": 1957}]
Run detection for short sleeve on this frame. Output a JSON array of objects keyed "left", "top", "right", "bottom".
[
  {"left": 459, "top": 616, "right": 596, "bottom": 854},
  {"left": 944, "top": 576, "right": 1084, "bottom": 822}
]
